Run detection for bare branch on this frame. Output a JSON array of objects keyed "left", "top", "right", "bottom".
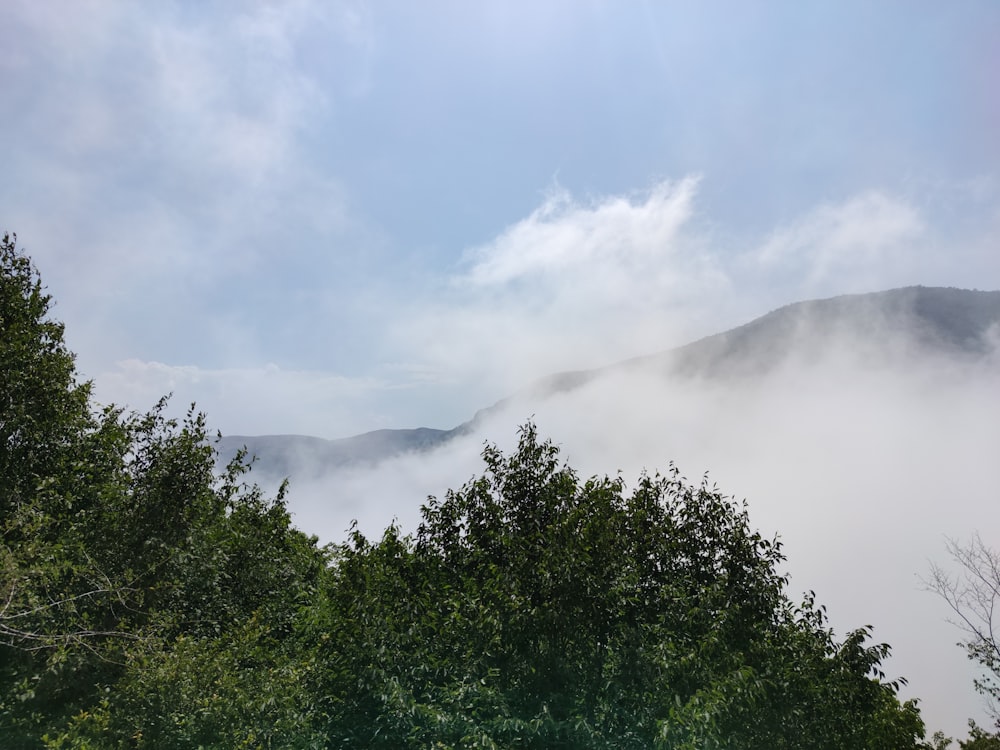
[
  {"left": 0, "top": 553, "right": 145, "bottom": 654},
  {"left": 925, "top": 534, "right": 1000, "bottom": 722}
]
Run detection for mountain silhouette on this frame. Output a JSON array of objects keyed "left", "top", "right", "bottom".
[{"left": 217, "top": 286, "right": 1000, "bottom": 479}]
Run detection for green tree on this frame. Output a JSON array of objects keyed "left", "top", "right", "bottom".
[
  {"left": 960, "top": 721, "right": 1000, "bottom": 749},
  {"left": 1, "top": 231, "right": 931, "bottom": 747},
  {"left": 0, "top": 233, "right": 330, "bottom": 747},
  {"left": 315, "top": 423, "right": 927, "bottom": 748},
  {"left": 925, "top": 722, "right": 1000, "bottom": 750},
  {"left": 0, "top": 232, "right": 139, "bottom": 743}
]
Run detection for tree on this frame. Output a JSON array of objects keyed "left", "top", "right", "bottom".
[
  {"left": 0, "top": 232, "right": 140, "bottom": 744},
  {"left": 924, "top": 722, "right": 1000, "bottom": 750},
  {"left": 926, "top": 534, "right": 1000, "bottom": 746},
  {"left": 0, "top": 233, "right": 93, "bottom": 519},
  {"left": 959, "top": 721, "right": 1000, "bottom": 749},
  {"left": 0, "top": 233, "right": 330, "bottom": 747},
  {"left": 315, "top": 423, "right": 927, "bottom": 748},
  {"left": 1, "top": 231, "right": 931, "bottom": 747}
]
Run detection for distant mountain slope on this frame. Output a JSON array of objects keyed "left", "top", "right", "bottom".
[
  {"left": 217, "top": 286, "right": 1000, "bottom": 478},
  {"left": 470, "top": 286, "right": 1000, "bottom": 418},
  {"left": 216, "top": 426, "right": 467, "bottom": 480},
  {"left": 640, "top": 284, "right": 1000, "bottom": 373}
]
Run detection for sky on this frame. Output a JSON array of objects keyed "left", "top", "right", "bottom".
[
  {"left": 3, "top": 0, "right": 1000, "bottom": 739},
  {"left": 3, "top": 0, "right": 999, "bottom": 437}
]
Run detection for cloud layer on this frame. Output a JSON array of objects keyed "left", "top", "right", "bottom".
[
  {"left": 275, "top": 324, "right": 1000, "bottom": 740},
  {"left": 387, "top": 178, "right": 996, "bottom": 417},
  {"left": 74, "top": 176, "right": 1000, "bottom": 441},
  {"left": 4, "top": 1, "right": 999, "bottom": 438}
]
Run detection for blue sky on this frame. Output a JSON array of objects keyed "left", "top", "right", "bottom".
[{"left": 2, "top": 0, "right": 998, "bottom": 436}]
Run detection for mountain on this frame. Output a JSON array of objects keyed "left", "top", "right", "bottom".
[
  {"left": 216, "top": 426, "right": 469, "bottom": 480},
  {"left": 518, "top": 285, "right": 1000, "bottom": 393},
  {"left": 217, "top": 286, "right": 1000, "bottom": 478}
]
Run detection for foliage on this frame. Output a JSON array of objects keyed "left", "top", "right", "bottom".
[
  {"left": 925, "top": 721, "right": 1000, "bottom": 750},
  {"left": 1, "top": 231, "right": 933, "bottom": 747},
  {"left": 959, "top": 721, "right": 1000, "bottom": 749},
  {"left": 315, "top": 423, "right": 926, "bottom": 748},
  {"left": 45, "top": 614, "right": 328, "bottom": 750},
  {"left": 0, "top": 232, "right": 329, "bottom": 747},
  {"left": 1, "top": 232, "right": 133, "bottom": 743}
]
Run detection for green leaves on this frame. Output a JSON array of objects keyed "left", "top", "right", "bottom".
[
  {"left": 1, "top": 234, "right": 931, "bottom": 748},
  {"left": 317, "top": 422, "right": 926, "bottom": 748},
  {"left": 1, "top": 234, "right": 331, "bottom": 747}
]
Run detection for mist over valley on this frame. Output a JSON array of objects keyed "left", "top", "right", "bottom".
[{"left": 219, "top": 285, "right": 1000, "bottom": 737}]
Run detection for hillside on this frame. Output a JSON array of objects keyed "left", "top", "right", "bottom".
[{"left": 218, "top": 286, "right": 1000, "bottom": 478}]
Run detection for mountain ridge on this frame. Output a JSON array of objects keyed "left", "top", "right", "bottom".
[{"left": 217, "top": 286, "right": 1000, "bottom": 478}]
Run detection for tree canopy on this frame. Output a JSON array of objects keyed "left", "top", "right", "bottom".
[
  {"left": 1, "top": 232, "right": 327, "bottom": 747},
  {"left": 0, "top": 231, "right": 941, "bottom": 747},
  {"left": 310, "top": 423, "right": 926, "bottom": 748}
]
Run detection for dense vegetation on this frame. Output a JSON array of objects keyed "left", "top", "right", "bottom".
[{"left": 0, "top": 231, "right": 974, "bottom": 747}]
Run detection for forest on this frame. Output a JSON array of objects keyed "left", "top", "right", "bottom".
[{"left": 1, "top": 231, "right": 995, "bottom": 748}]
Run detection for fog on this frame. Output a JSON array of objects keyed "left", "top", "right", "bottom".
[{"left": 258, "top": 317, "right": 1000, "bottom": 740}]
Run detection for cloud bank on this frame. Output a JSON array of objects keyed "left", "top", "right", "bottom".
[
  {"left": 387, "top": 178, "right": 995, "bottom": 420},
  {"left": 77, "top": 176, "right": 1000, "bottom": 441},
  {"left": 275, "top": 318, "right": 1000, "bottom": 740}
]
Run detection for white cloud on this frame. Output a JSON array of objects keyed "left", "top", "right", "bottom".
[
  {"left": 4, "top": 2, "right": 363, "bottom": 261},
  {"left": 146, "top": 3, "right": 336, "bottom": 190},
  {"left": 1, "top": 1, "right": 996, "bottom": 738},
  {"left": 2, "top": 1, "right": 378, "bottom": 384},
  {"left": 751, "top": 190, "right": 924, "bottom": 288},
  {"left": 92, "top": 359, "right": 387, "bottom": 438},
  {"left": 393, "top": 178, "right": 733, "bottom": 395},
  {"left": 393, "top": 182, "right": 978, "bottom": 404},
  {"left": 45, "top": 173, "right": 996, "bottom": 446},
  {"left": 461, "top": 177, "right": 701, "bottom": 285}
]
